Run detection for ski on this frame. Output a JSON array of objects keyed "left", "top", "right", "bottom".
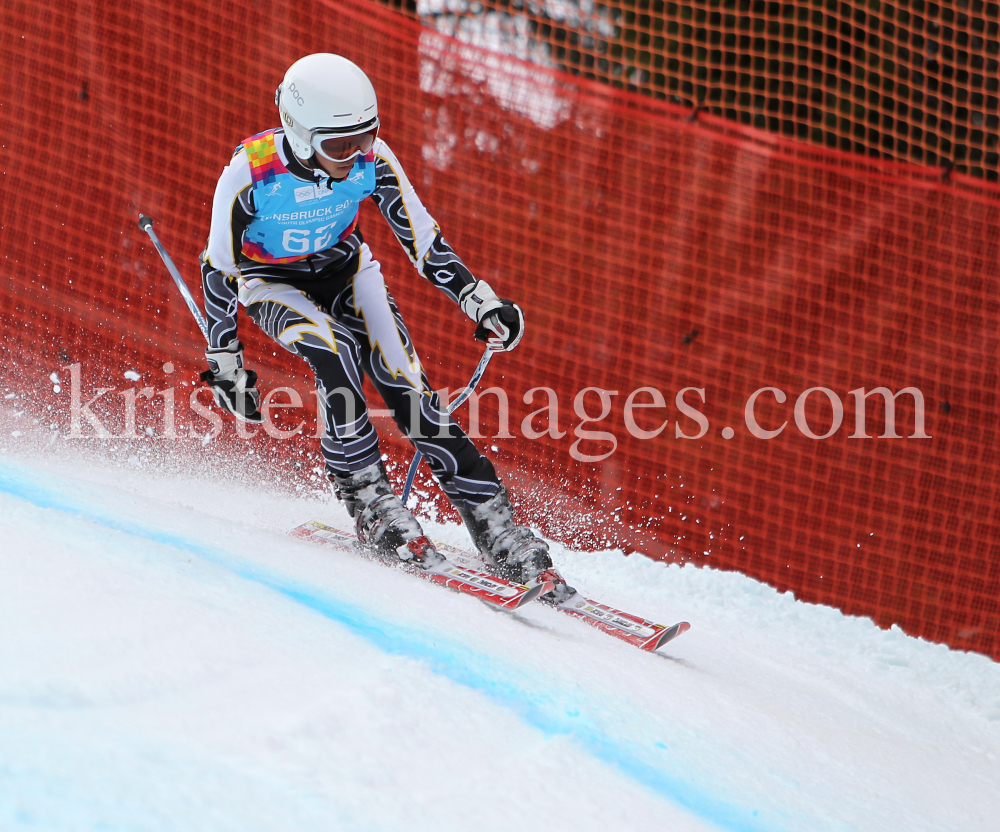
[
  {"left": 290, "top": 520, "right": 552, "bottom": 610},
  {"left": 292, "top": 520, "right": 690, "bottom": 652},
  {"left": 548, "top": 592, "right": 690, "bottom": 652},
  {"left": 434, "top": 538, "right": 690, "bottom": 652}
]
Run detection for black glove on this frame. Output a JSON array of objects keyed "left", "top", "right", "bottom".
[
  {"left": 459, "top": 280, "right": 526, "bottom": 351},
  {"left": 200, "top": 340, "right": 263, "bottom": 423}
]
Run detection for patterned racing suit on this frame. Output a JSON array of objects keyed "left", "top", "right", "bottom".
[{"left": 200, "top": 129, "right": 501, "bottom": 509}]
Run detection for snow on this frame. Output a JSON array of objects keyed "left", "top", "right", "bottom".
[
  {"left": 1, "top": 417, "right": 998, "bottom": 832},
  {"left": 418, "top": 29, "right": 571, "bottom": 131}
]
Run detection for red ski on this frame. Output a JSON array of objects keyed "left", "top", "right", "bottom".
[
  {"left": 548, "top": 593, "right": 690, "bottom": 652},
  {"left": 291, "top": 521, "right": 689, "bottom": 651},
  {"left": 435, "top": 539, "right": 690, "bottom": 652},
  {"left": 290, "top": 520, "right": 552, "bottom": 610}
]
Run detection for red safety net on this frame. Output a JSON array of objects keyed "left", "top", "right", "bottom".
[{"left": 1, "top": 0, "right": 998, "bottom": 659}]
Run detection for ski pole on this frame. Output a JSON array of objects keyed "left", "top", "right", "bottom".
[
  {"left": 401, "top": 345, "right": 495, "bottom": 503},
  {"left": 138, "top": 214, "right": 209, "bottom": 341}
]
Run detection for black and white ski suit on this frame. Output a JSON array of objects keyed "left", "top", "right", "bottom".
[{"left": 200, "top": 130, "right": 501, "bottom": 509}]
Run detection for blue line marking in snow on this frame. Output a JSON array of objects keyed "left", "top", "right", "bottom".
[{"left": 0, "top": 459, "right": 789, "bottom": 832}]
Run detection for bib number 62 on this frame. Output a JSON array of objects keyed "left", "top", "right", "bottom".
[{"left": 282, "top": 224, "right": 336, "bottom": 254}]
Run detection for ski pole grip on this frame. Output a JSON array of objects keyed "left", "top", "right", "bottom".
[
  {"left": 474, "top": 302, "right": 520, "bottom": 342},
  {"left": 137, "top": 214, "right": 153, "bottom": 233}
]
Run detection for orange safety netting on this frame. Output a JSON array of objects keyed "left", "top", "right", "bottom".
[{"left": 1, "top": 0, "right": 998, "bottom": 659}]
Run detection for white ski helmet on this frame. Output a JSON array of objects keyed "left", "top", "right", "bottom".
[{"left": 275, "top": 53, "right": 379, "bottom": 162}]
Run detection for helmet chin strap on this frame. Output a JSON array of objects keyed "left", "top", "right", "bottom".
[
  {"left": 305, "top": 157, "right": 336, "bottom": 188},
  {"left": 288, "top": 145, "right": 333, "bottom": 185},
  {"left": 283, "top": 134, "right": 349, "bottom": 189}
]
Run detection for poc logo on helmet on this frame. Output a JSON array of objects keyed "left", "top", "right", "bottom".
[{"left": 287, "top": 82, "right": 305, "bottom": 106}]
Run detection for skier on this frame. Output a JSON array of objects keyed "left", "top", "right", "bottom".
[{"left": 198, "top": 52, "right": 571, "bottom": 600}]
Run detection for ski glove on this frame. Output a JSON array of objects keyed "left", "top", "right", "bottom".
[
  {"left": 200, "top": 340, "right": 263, "bottom": 423},
  {"left": 459, "top": 279, "right": 525, "bottom": 351}
]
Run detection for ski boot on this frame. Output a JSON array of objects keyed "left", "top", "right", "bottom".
[
  {"left": 456, "top": 486, "right": 576, "bottom": 603},
  {"left": 330, "top": 461, "right": 443, "bottom": 568}
]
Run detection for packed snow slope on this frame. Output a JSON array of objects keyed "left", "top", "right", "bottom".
[{"left": 1, "top": 422, "right": 998, "bottom": 832}]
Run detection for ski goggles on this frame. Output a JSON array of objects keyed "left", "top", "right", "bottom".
[{"left": 311, "top": 120, "right": 380, "bottom": 163}]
